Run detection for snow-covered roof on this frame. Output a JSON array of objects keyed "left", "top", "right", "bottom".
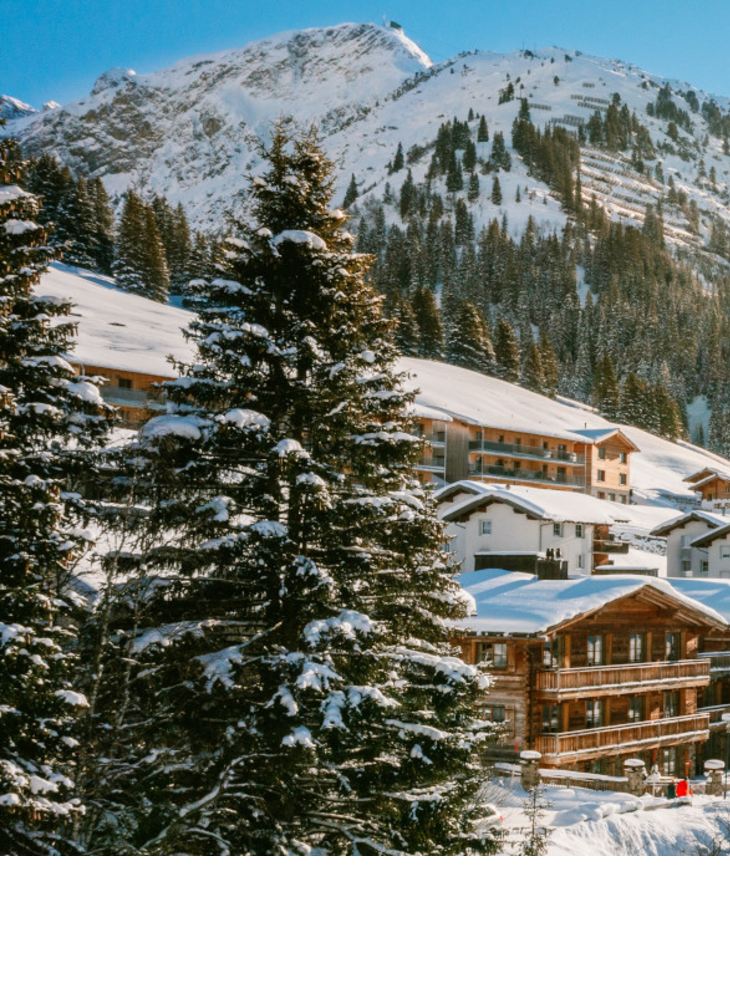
[
  {"left": 690, "top": 522, "right": 730, "bottom": 549},
  {"left": 689, "top": 470, "right": 730, "bottom": 489},
  {"left": 411, "top": 401, "right": 452, "bottom": 423},
  {"left": 39, "top": 263, "right": 195, "bottom": 377},
  {"left": 572, "top": 427, "right": 640, "bottom": 451},
  {"left": 399, "top": 357, "right": 624, "bottom": 444},
  {"left": 650, "top": 510, "right": 728, "bottom": 537},
  {"left": 457, "top": 570, "right": 727, "bottom": 636},
  {"left": 439, "top": 481, "right": 675, "bottom": 530}
]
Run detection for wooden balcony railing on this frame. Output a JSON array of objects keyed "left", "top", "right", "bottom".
[
  {"left": 698, "top": 703, "right": 730, "bottom": 727},
  {"left": 536, "top": 658, "right": 710, "bottom": 697},
  {"left": 535, "top": 713, "right": 710, "bottom": 760},
  {"left": 699, "top": 651, "right": 730, "bottom": 673}
]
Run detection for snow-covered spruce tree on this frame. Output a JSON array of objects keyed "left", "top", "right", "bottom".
[
  {"left": 86, "top": 124, "right": 498, "bottom": 856},
  {"left": 0, "top": 131, "right": 108, "bottom": 854}
]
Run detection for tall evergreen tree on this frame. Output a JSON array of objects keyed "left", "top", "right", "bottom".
[
  {"left": 493, "top": 318, "right": 520, "bottom": 382},
  {"left": 591, "top": 353, "right": 621, "bottom": 419},
  {"left": 0, "top": 131, "right": 108, "bottom": 854},
  {"left": 412, "top": 287, "right": 445, "bottom": 359},
  {"left": 83, "top": 125, "right": 497, "bottom": 856}
]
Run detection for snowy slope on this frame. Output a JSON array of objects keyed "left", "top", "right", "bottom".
[
  {"left": 41, "top": 262, "right": 730, "bottom": 503},
  {"left": 10, "top": 21, "right": 730, "bottom": 249}
]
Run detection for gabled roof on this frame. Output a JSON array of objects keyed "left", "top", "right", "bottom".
[
  {"left": 457, "top": 571, "right": 727, "bottom": 637},
  {"left": 690, "top": 522, "right": 730, "bottom": 549},
  {"left": 438, "top": 481, "right": 674, "bottom": 529},
  {"left": 689, "top": 471, "right": 730, "bottom": 491},
  {"left": 683, "top": 467, "right": 717, "bottom": 485},
  {"left": 650, "top": 509, "right": 728, "bottom": 538},
  {"left": 572, "top": 427, "right": 640, "bottom": 452}
]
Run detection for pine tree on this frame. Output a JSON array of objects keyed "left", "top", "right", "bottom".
[
  {"left": 477, "top": 115, "right": 489, "bottom": 143},
  {"left": 392, "top": 142, "right": 404, "bottom": 173},
  {"left": 114, "top": 192, "right": 169, "bottom": 302},
  {"left": 467, "top": 171, "right": 480, "bottom": 203},
  {"left": 447, "top": 300, "right": 489, "bottom": 372},
  {"left": 491, "top": 176, "right": 502, "bottom": 205},
  {"left": 392, "top": 295, "right": 421, "bottom": 355},
  {"left": 494, "top": 318, "right": 520, "bottom": 381},
  {"left": 520, "top": 339, "right": 545, "bottom": 393},
  {"left": 591, "top": 353, "right": 620, "bottom": 419},
  {"left": 84, "top": 124, "right": 497, "bottom": 856},
  {"left": 412, "top": 286, "right": 445, "bottom": 359},
  {"left": 342, "top": 173, "right": 359, "bottom": 209},
  {"left": 113, "top": 190, "right": 147, "bottom": 295},
  {"left": 0, "top": 131, "right": 109, "bottom": 854}
]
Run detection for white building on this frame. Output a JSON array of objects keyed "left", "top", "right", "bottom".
[
  {"left": 437, "top": 482, "right": 672, "bottom": 577},
  {"left": 651, "top": 510, "right": 729, "bottom": 578}
]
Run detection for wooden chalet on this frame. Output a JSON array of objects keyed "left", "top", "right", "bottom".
[{"left": 456, "top": 572, "right": 726, "bottom": 776}]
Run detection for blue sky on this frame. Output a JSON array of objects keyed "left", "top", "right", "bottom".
[{"left": 5, "top": 1, "right": 730, "bottom": 108}]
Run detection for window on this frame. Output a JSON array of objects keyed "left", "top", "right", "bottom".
[
  {"left": 475, "top": 641, "right": 507, "bottom": 668},
  {"left": 680, "top": 535, "right": 690, "bottom": 548},
  {"left": 542, "top": 704, "right": 559, "bottom": 733},
  {"left": 681, "top": 560, "right": 692, "bottom": 573},
  {"left": 666, "top": 632, "right": 681, "bottom": 662},
  {"left": 485, "top": 704, "right": 506, "bottom": 724},
  {"left": 513, "top": 461, "right": 521, "bottom": 470},
  {"left": 628, "top": 696, "right": 645, "bottom": 722},
  {"left": 620, "top": 473, "right": 628, "bottom": 486},
  {"left": 556, "top": 466, "right": 567, "bottom": 482},
  {"left": 575, "top": 524, "right": 584, "bottom": 538},
  {"left": 514, "top": 438, "right": 521, "bottom": 447},
  {"left": 598, "top": 447, "right": 606, "bottom": 460},
  {"left": 664, "top": 692, "right": 680, "bottom": 718},
  {"left": 721, "top": 546, "right": 730, "bottom": 559},
  {"left": 498, "top": 435, "right": 504, "bottom": 443},
  {"left": 586, "top": 699, "right": 604, "bottom": 729},
  {"left": 597, "top": 470, "right": 606, "bottom": 482},
  {"left": 608, "top": 493, "right": 616, "bottom": 502},
  {"left": 118, "top": 377, "right": 133, "bottom": 389},
  {"left": 577, "top": 554, "right": 584, "bottom": 570},
  {"left": 544, "top": 635, "right": 566, "bottom": 668},
  {"left": 493, "top": 643, "right": 508, "bottom": 668},
  {"left": 701, "top": 560, "right": 709, "bottom": 574},
  {"left": 553, "top": 522, "right": 563, "bottom": 537},
  {"left": 619, "top": 451, "right": 628, "bottom": 464},
  {"left": 587, "top": 634, "right": 604, "bottom": 666},
  {"left": 542, "top": 441, "right": 549, "bottom": 450},
  {"left": 628, "top": 634, "right": 646, "bottom": 663},
  {"left": 620, "top": 495, "right": 627, "bottom": 504},
  {"left": 661, "top": 748, "right": 677, "bottom": 775},
  {"left": 479, "top": 519, "right": 492, "bottom": 536}
]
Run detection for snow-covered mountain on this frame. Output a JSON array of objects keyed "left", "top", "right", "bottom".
[{"left": 10, "top": 21, "right": 730, "bottom": 246}]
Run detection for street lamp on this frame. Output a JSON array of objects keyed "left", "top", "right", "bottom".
[{"left": 721, "top": 713, "right": 730, "bottom": 800}]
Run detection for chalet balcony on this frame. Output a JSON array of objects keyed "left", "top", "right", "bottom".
[
  {"left": 468, "top": 464, "right": 585, "bottom": 488},
  {"left": 593, "top": 539, "right": 630, "bottom": 555},
  {"left": 698, "top": 703, "right": 730, "bottom": 729},
  {"left": 100, "top": 385, "right": 164, "bottom": 409},
  {"left": 535, "top": 658, "right": 711, "bottom": 700},
  {"left": 534, "top": 713, "right": 710, "bottom": 764},
  {"left": 467, "top": 439, "right": 585, "bottom": 465},
  {"left": 699, "top": 651, "right": 730, "bottom": 676}
]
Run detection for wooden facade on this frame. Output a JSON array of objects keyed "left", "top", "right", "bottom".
[
  {"left": 71, "top": 362, "right": 175, "bottom": 426},
  {"left": 458, "top": 588, "right": 719, "bottom": 775}
]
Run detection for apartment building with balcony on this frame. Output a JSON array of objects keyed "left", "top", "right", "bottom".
[
  {"left": 456, "top": 570, "right": 725, "bottom": 775},
  {"left": 403, "top": 358, "right": 638, "bottom": 501},
  {"left": 684, "top": 467, "right": 730, "bottom": 509}
]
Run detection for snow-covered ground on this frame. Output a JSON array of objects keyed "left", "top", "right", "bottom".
[{"left": 485, "top": 775, "right": 730, "bottom": 855}]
